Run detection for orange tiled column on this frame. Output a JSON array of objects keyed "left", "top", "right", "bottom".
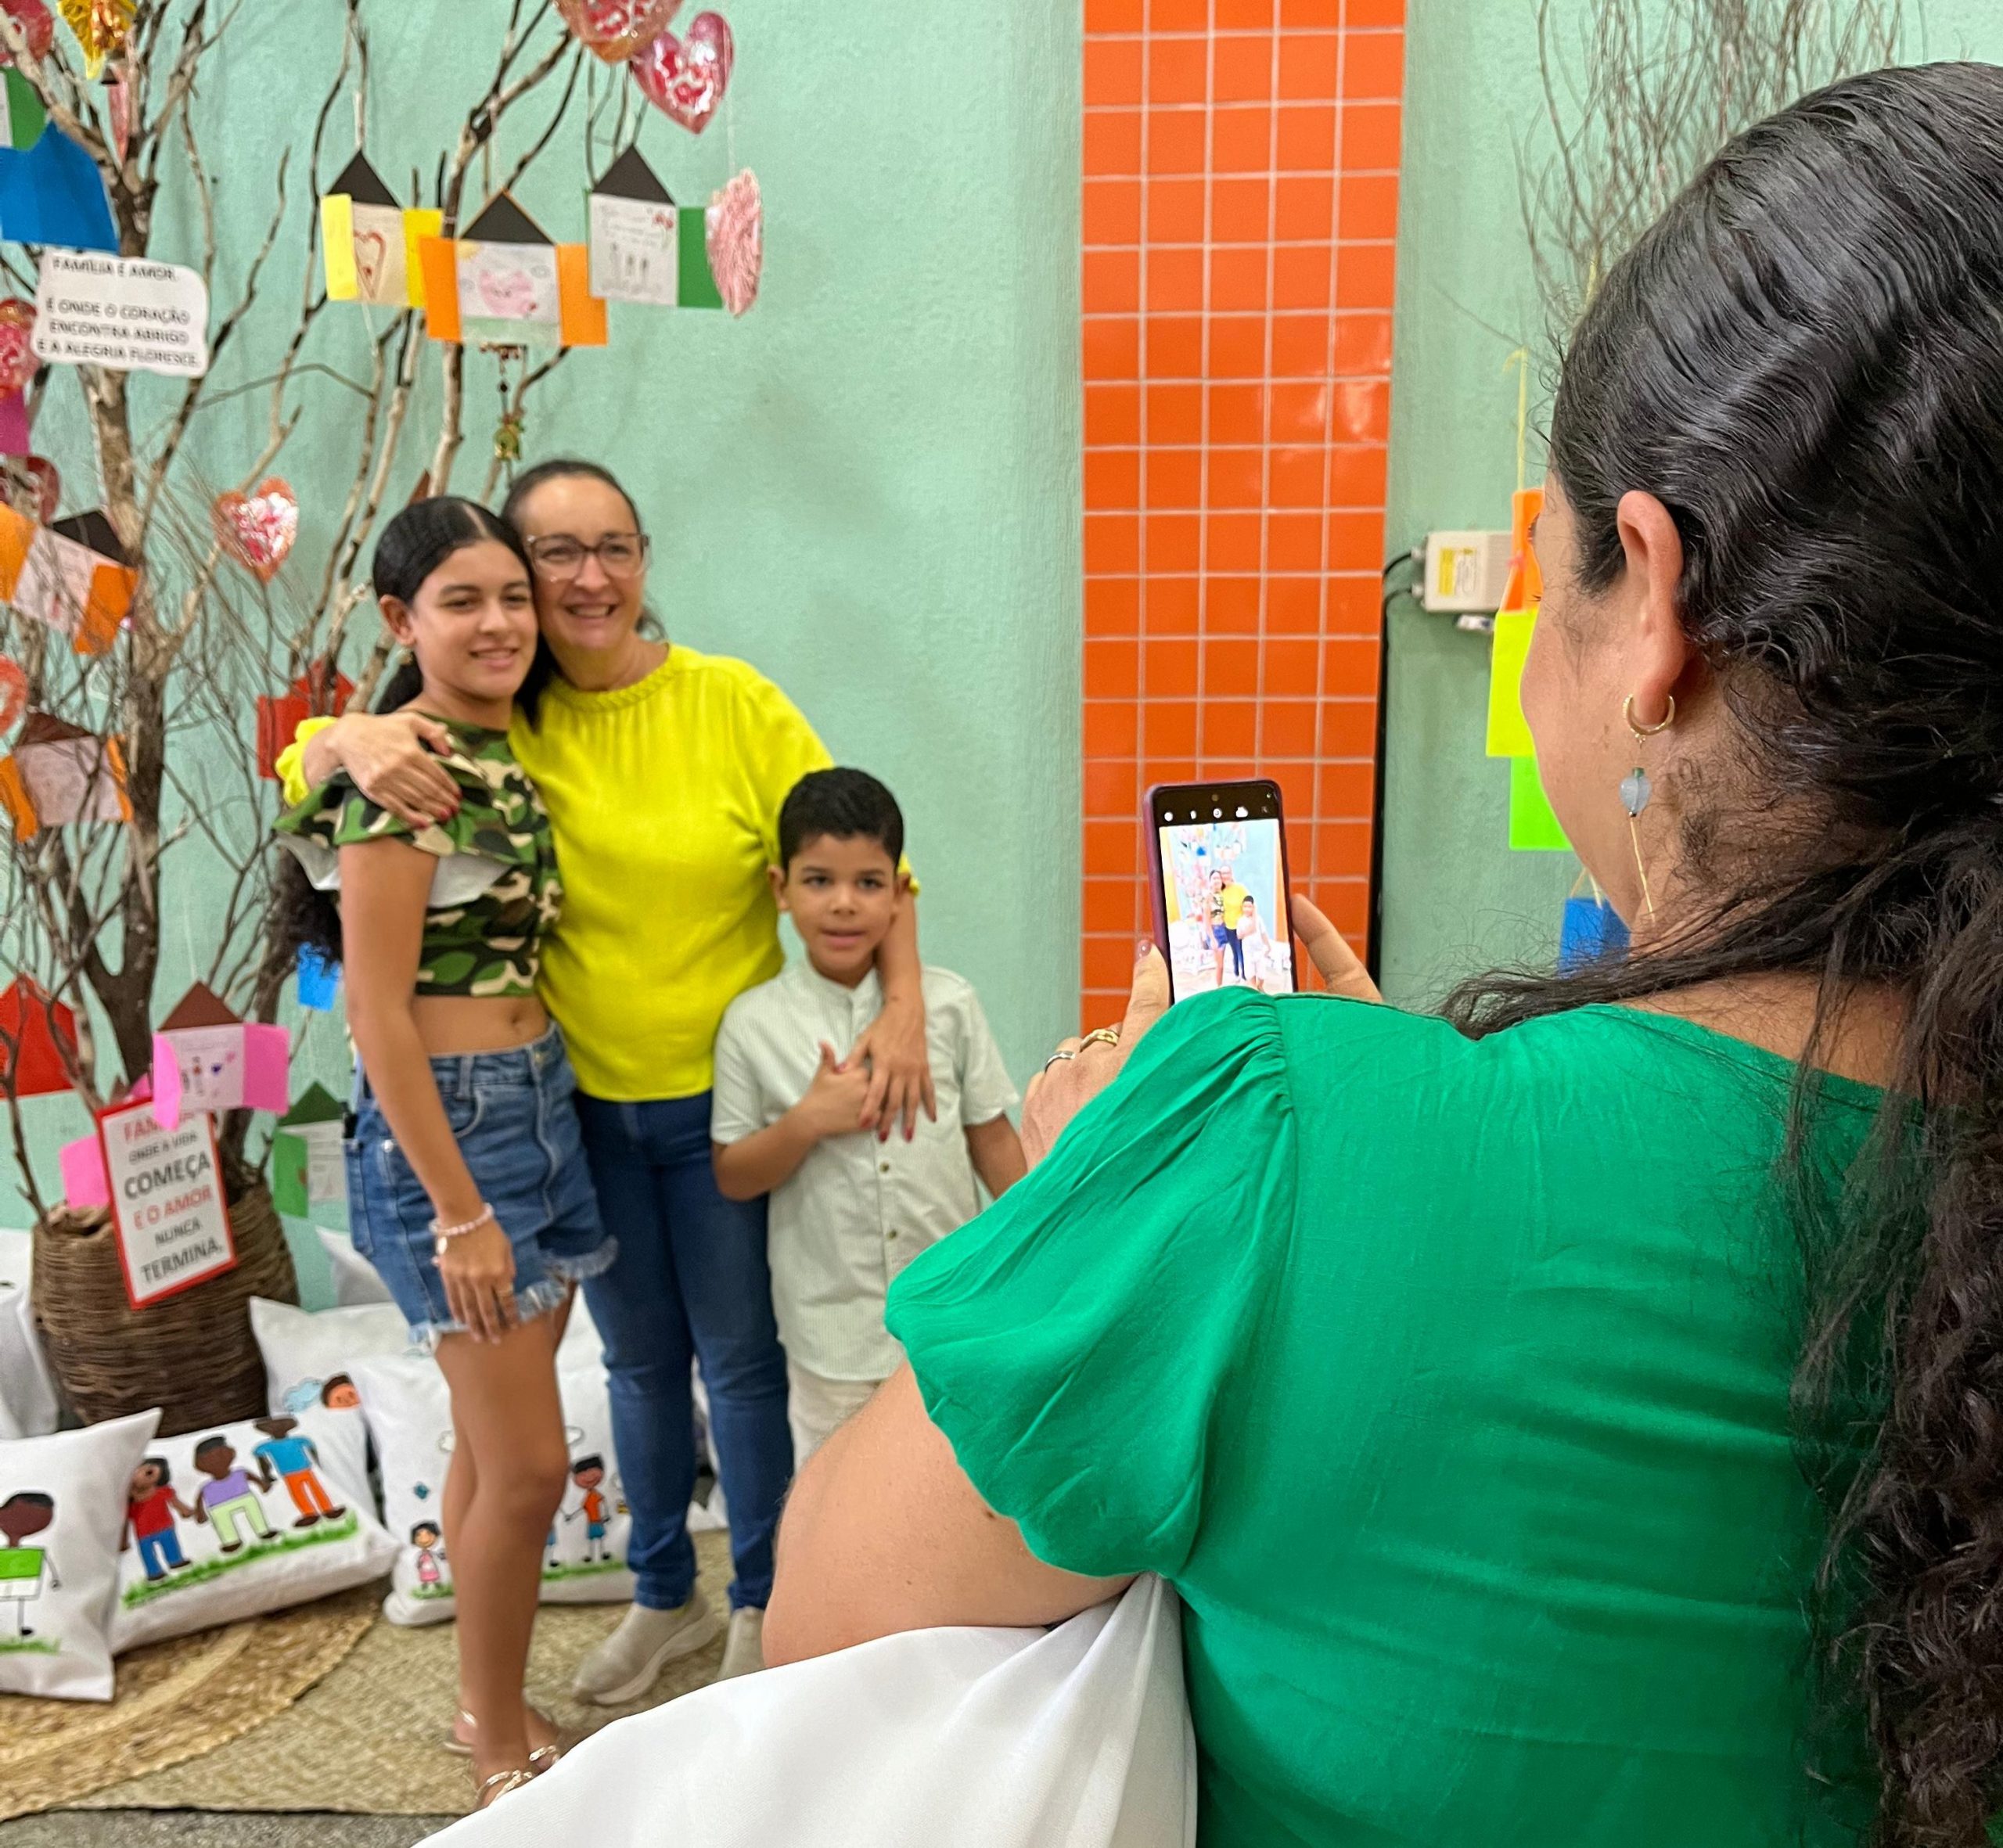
[{"left": 1081, "top": 0, "right": 1404, "bottom": 1019}]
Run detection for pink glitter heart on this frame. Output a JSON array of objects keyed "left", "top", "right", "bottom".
[
  {"left": 630, "top": 10, "right": 732, "bottom": 135},
  {"left": 214, "top": 477, "right": 299, "bottom": 585},
  {"left": 0, "top": 298, "right": 35, "bottom": 397},
  {"left": 706, "top": 169, "right": 761, "bottom": 317},
  {"left": 558, "top": 0, "right": 679, "bottom": 62}
]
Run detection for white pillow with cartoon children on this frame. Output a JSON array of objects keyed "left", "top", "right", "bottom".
[
  {"left": 0, "top": 1409, "right": 160, "bottom": 1700},
  {"left": 353, "top": 1352, "right": 632, "bottom": 1627},
  {"left": 108, "top": 1411, "right": 394, "bottom": 1652},
  {"left": 249, "top": 1295, "right": 408, "bottom": 1509}
]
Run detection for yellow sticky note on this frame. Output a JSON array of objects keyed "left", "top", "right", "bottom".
[
  {"left": 403, "top": 209, "right": 444, "bottom": 307},
  {"left": 321, "top": 193, "right": 358, "bottom": 300},
  {"left": 1509, "top": 754, "right": 1570, "bottom": 851},
  {"left": 1486, "top": 608, "right": 1537, "bottom": 757}
]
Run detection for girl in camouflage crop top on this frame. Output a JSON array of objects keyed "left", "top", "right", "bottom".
[
  {"left": 273, "top": 499, "right": 610, "bottom": 1810},
  {"left": 276, "top": 720, "right": 561, "bottom": 998}
]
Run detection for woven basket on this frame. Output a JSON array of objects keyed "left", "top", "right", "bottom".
[{"left": 31, "top": 1170, "right": 300, "bottom": 1438}]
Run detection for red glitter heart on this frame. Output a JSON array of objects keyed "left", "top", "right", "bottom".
[{"left": 630, "top": 11, "right": 732, "bottom": 135}]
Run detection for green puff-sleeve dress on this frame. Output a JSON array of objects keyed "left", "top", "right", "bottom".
[{"left": 886, "top": 987, "right": 1883, "bottom": 1848}]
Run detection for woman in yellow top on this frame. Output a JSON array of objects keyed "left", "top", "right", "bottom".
[{"left": 282, "top": 458, "right": 932, "bottom": 1699}]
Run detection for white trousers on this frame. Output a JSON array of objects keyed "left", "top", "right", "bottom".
[{"left": 787, "top": 1361, "right": 886, "bottom": 1470}]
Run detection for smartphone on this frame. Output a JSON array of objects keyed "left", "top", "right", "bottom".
[{"left": 1144, "top": 779, "right": 1298, "bottom": 1002}]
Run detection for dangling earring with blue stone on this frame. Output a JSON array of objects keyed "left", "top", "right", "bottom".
[{"left": 1620, "top": 692, "right": 1674, "bottom": 922}]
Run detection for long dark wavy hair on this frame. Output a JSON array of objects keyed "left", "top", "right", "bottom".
[
  {"left": 277, "top": 497, "right": 534, "bottom": 969},
  {"left": 1444, "top": 64, "right": 2003, "bottom": 1846}
]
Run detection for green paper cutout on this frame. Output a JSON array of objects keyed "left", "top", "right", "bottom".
[
  {"left": 678, "top": 210, "right": 722, "bottom": 311},
  {"left": 1509, "top": 754, "right": 1570, "bottom": 851},
  {"left": 271, "top": 1128, "right": 308, "bottom": 1217},
  {"left": 0, "top": 70, "right": 45, "bottom": 154},
  {"left": 278, "top": 1081, "right": 344, "bottom": 1127}
]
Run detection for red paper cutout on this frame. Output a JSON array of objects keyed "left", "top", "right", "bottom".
[
  {"left": 255, "top": 663, "right": 352, "bottom": 781},
  {"left": 0, "top": 974, "right": 78, "bottom": 1097}
]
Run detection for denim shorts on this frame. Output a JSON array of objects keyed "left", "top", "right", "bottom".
[{"left": 345, "top": 1024, "right": 615, "bottom": 1349}]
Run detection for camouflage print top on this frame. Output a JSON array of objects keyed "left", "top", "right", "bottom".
[{"left": 273, "top": 720, "right": 561, "bottom": 998}]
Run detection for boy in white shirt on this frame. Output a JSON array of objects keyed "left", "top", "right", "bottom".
[{"left": 710, "top": 769, "right": 1027, "bottom": 1467}]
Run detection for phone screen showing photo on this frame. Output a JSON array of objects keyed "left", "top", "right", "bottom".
[{"left": 1153, "top": 786, "right": 1296, "bottom": 1003}]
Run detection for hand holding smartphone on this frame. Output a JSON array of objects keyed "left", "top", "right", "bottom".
[{"left": 1144, "top": 779, "right": 1298, "bottom": 1002}]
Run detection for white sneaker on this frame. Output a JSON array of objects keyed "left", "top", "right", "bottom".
[
  {"left": 715, "top": 1606, "right": 764, "bottom": 1681},
  {"left": 572, "top": 1592, "right": 724, "bottom": 1706}
]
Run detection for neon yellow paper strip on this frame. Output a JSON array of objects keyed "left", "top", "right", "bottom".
[{"left": 1486, "top": 608, "right": 1537, "bottom": 757}]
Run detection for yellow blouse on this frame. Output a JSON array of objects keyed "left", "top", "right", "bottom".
[{"left": 281, "top": 645, "right": 841, "bottom": 1101}]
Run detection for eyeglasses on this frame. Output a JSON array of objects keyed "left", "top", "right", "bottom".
[{"left": 524, "top": 533, "right": 651, "bottom": 581}]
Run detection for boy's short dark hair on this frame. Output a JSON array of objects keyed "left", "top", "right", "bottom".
[{"left": 778, "top": 768, "right": 904, "bottom": 872}]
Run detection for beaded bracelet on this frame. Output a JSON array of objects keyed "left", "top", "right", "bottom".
[{"left": 430, "top": 1202, "right": 494, "bottom": 1263}]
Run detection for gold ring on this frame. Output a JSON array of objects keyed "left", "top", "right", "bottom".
[{"left": 1080, "top": 1026, "right": 1122, "bottom": 1052}]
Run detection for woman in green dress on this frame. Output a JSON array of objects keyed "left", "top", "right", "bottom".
[{"left": 766, "top": 66, "right": 2003, "bottom": 1848}]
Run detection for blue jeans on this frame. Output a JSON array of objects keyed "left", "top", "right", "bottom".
[
  {"left": 575, "top": 1091, "right": 791, "bottom": 1613},
  {"left": 347, "top": 1026, "right": 613, "bottom": 1347}
]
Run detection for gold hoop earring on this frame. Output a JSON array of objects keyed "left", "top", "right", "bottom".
[
  {"left": 1619, "top": 693, "right": 1674, "bottom": 922},
  {"left": 1624, "top": 692, "right": 1675, "bottom": 739}
]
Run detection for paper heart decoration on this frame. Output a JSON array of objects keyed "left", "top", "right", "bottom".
[
  {"left": 1, "top": 454, "right": 58, "bottom": 523},
  {"left": 0, "top": 0, "right": 54, "bottom": 63},
  {"left": 631, "top": 10, "right": 732, "bottom": 135},
  {"left": 0, "top": 655, "right": 24, "bottom": 735},
  {"left": 558, "top": 0, "right": 678, "bottom": 62},
  {"left": 475, "top": 264, "right": 541, "bottom": 319},
  {"left": 354, "top": 227, "right": 390, "bottom": 295},
  {"left": 213, "top": 477, "right": 299, "bottom": 584},
  {"left": 0, "top": 298, "right": 34, "bottom": 397},
  {"left": 706, "top": 169, "right": 761, "bottom": 317}
]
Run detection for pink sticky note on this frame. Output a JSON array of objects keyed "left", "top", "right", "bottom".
[
  {"left": 242, "top": 1023, "right": 290, "bottom": 1112},
  {"left": 0, "top": 390, "right": 30, "bottom": 459},
  {"left": 59, "top": 1131, "right": 110, "bottom": 1208},
  {"left": 149, "top": 1030, "right": 185, "bottom": 1131}
]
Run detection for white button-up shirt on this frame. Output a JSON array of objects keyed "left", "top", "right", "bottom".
[{"left": 710, "top": 962, "right": 1019, "bottom": 1382}]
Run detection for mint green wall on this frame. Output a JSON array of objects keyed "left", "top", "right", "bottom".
[
  {"left": 5, "top": 1, "right": 1081, "bottom": 1232},
  {"left": 1379, "top": 0, "right": 2001, "bottom": 1008}
]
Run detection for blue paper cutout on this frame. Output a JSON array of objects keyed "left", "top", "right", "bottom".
[
  {"left": 0, "top": 124, "right": 117, "bottom": 253},
  {"left": 297, "top": 945, "right": 339, "bottom": 1012},
  {"left": 1559, "top": 895, "right": 1629, "bottom": 973}
]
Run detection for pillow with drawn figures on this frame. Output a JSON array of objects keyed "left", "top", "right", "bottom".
[
  {"left": 352, "top": 1353, "right": 634, "bottom": 1628},
  {"left": 0, "top": 1228, "right": 62, "bottom": 1440},
  {"left": 108, "top": 1412, "right": 395, "bottom": 1652},
  {"left": 249, "top": 1296, "right": 408, "bottom": 1511},
  {"left": 0, "top": 1409, "right": 160, "bottom": 1699}
]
